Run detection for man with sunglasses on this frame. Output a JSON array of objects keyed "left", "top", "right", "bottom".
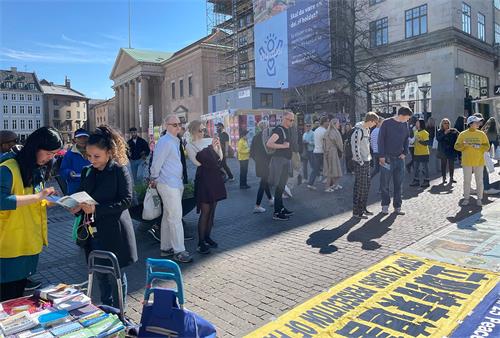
[
  {"left": 149, "top": 116, "right": 193, "bottom": 263},
  {"left": 266, "top": 112, "right": 295, "bottom": 220}
]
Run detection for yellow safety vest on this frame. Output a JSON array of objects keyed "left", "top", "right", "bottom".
[{"left": 0, "top": 158, "right": 47, "bottom": 258}]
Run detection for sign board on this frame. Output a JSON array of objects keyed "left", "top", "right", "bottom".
[
  {"left": 148, "top": 105, "right": 153, "bottom": 137},
  {"left": 246, "top": 253, "right": 500, "bottom": 338},
  {"left": 238, "top": 89, "right": 251, "bottom": 99},
  {"left": 494, "top": 85, "right": 500, "bottom": 96},
  {"left": 480, "top": 87, "right": 488, "bottom": 98}
]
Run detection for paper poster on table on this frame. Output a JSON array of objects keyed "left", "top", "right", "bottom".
[{"left": 246, "top": 253, "right": 500, "bottom": 338}]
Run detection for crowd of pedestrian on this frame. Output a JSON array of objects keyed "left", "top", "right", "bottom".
[{"left": 0, "top": 106, "right": 499, "bottom": 303}]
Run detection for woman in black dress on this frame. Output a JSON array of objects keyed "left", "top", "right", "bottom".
[
  {"left": 436, "top": 118, "right": 459, "bottom": 184},
  {"left": 71, "top": 125, "right": 137, "bottom": 308},
  {"left": 186, "top": 120, "right": 226, "bottom": 254},
  {"left": 250, "top": 120, "right": 273, "bottom": 213}
]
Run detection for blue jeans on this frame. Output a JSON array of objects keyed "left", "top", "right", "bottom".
[
  {"left": 380, "top": 157, "right": 404, "bottom": 209},
  {"left": 308, "top": 153, "right": 323, "bottom": 185}
]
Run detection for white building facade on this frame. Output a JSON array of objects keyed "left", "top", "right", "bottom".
[{"left": 0, "top": 67, "right": 44, "bottom": 143}]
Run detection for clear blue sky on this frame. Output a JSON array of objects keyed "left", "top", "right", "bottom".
[{"left": 0, "top": 0, "right": 207, "bottom": 99}]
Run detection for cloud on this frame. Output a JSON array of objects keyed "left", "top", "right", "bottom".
[
  {"left": 100, "top": 33, "right": 126, "bottom": 42},
  {"left": 62, "top": 34, "right": 104, "bottom": 49},
  {"left": 0, "top": 48, "right": 114, "bottom": 64}
]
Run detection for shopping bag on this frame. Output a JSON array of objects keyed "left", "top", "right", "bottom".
[
  {"left": 142, "top": 187, "right": 162, "bottom": 220},
  {"left": 485, "top": 152, "right": 495, "bottom": 174},
  {"left": 432, "top": 127, "right": 438, "bottom": 150},
  {"left": 139, "top": 288, "right": 216, "bottom": 338}
]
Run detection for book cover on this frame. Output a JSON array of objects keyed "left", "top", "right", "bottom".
[
  {"left": 0, "top": 311, "right": 38, "bottom": 335},
  {"left": 49, "top": 321, "right": 83, "bottom": 336},
  {"left": 55, "top": 294, "right": 91, "bottom": 312},
  {"left": 68, "top": 304, "right": 101, "bottom": 319}
]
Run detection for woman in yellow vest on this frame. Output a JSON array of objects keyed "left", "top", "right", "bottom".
[
  {"left": 237, "top": 129, "right": 251, "bottom": 189},
  {"left": 410, "top": 119, "right": 431, "bottom": 188},
  {"left": 0, "top": 127, "right": 63, "bottom": 301}
]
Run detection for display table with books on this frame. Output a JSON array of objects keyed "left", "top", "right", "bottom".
[{"left": 0, "top": 284, "right": 126, "bottom": 338}]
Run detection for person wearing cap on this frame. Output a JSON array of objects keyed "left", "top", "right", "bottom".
[
  {"left": 59, "top": 128, "right": 91, "bottom": 195},
  {"left": 454, "top": 115, "right": 490, "bottom": 206},
  {"left": 127, "top": 127, "right": 150, "bottom": 184},
  {"left": 0, "top": 131, "right": 18, "bottom": 155}
]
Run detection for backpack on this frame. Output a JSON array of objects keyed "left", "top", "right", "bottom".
[
  {"left": 344, "top": 127, "right": 364, "bottom": 162},
  {"left": 262, "top": 126, "right": 285, "bottom": 155}
]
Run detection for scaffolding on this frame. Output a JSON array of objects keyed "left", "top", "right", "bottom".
[{"left": 207, "top": 0, "right": 255, "bottom": 93}]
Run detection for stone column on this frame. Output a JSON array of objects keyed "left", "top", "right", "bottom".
[
  {"left": 119, "top": 85, "right": 126, "bottom": 134},
  {"left": 114, "top": 87, "right": 120, "bottom": 129},
  {"left": 134, "top": 79, "right": 140, "bottom": 133},
  {"left": 128, "top": 80, "right": 135, "bottom": 133},
  {"left": 124, "top": 83, "right": 130, "bottom": 136},
  {"left": 140, "top": 76, "right": 149, "bottom": 138}
]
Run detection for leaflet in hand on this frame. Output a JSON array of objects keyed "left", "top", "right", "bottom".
[{"left": 45, "top": 192, "right": 98, "bottom": 209}]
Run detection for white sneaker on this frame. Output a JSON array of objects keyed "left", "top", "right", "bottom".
[
  {"left": 476, "top": 199, "right": 483, "bottom": 207},
  {"left": 485, "top": 188, "right": 500, "bottom": 195},
  {"left": 334, "top": 184, "right": 343, "bottom": 190},
  {"left": 381, "top": 206, "right": 389, "bottom": 214},
  {"left": 253, "top": 206, "right": 266, "bottom": 213},
  {"left": 284, "top": 185, "right": 293, "bottom": 197},
  {"left": 324, "top": 187, "right": 335, "bottom": 192},
  {"left": 307, "top": 185, "right": 317, "bottom": 190},
  {"left": 461, "top": 199, "right": 470, "bottom": 206},
  {"left": 268, "top": 198, "right": 274, "bottom": 206}
]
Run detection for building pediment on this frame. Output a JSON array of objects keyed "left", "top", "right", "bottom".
[
  {"left": 110, "top": 49, "right": 140, "bottom": 80},
  {"left": 173, "top": 105, "right": 189, "bottom": 114}
]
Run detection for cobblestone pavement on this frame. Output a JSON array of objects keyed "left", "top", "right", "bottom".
[{"left": 37, "top": 159, "right": 500, "bottom": 337}]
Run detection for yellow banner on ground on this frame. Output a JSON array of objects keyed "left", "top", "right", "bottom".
[{"left": 246, "top": 253, "right": 500, "bottom": 338}]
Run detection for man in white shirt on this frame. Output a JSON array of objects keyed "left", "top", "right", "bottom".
[
  {"left": 150, "top": 115, "right": 192, "bottom": 263},
  {"left": 307, "top": 116, "right": 329, "bottom": 190}
]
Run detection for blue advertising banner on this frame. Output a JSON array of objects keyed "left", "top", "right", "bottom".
[
  {"left": 254, "top": 11, "right": 289, "bottom": 88},
  {"left": 450, "top": 283, "right": 500, "bottom": 338},
  {"left": 253, "top": 0, "right": 331, "bottom": 89}
]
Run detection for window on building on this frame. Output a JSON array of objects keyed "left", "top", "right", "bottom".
[
  {"left": 27, "top": 94, "right": 32, "bottom": 101},
  {"left": 188, "top": 76, "right": 193, "bottom": 96},
  {"left": 11, "top": 94, "right": 16, "bottom": 100},
  {"left": 53, "top": 99, "right": 59, "bottom": 105},
  {"left": 19, "top": 94, "right": 24, "bottom": 101},
  {"left": 478, "top": 13, "right": 485, "bottom": 41},
  {"left": 496, "top": 0, "right": 500, "bottom": 10},
  {"left": 36, "top": 119, "right": 41, "bottom": 128},
  {"left": 11, "top": 106, "right": 16, "bottom": 114},
  {"left": 54, "top": 109, "right": 59, "bottom": 118},
  {"left": 20, "top": 120, "right": 25, "bottom": 129},
  {"left": 370, "top": 17, "right": 388, "bottom": 47},
  {"left": 405, "top": 4, "right": 427, "bottom": 38},
  {"left": 5, "top": 81, "right": 12, "bottom": 89},
  {"left": 53, "top": 120, "right": 60, "bottom": 129},
  {"left": 28, "top": 106, "right": 33, "bottom": 114},
  {"left": 260, "top": 93, "right": 273, "bottom": 107},
  {"left": 496, "top": 24, "right": 500, "bottom": 44},
  {"left": 29, "top": 83, "right": 35, "bottom": 90},
  {"left": 179, "top": 79, "right": 184, "bottom": 98},
  {"left": 239, "top": 35, "right": 247, "bottom": 47},
  {"left": 35, "top": 95, "right": 40, "bottom": 101},
  {"left": 171, "top": 82, "right": 175, "bottom": 99},
  {"left": 12, "top": 120, "right": 17, "bottom": 130},
  {"left": 19, "top": 106, "right": 24, "bottom": 114},
  {"left": 239, "top": 63, "right": 249, "bottom": 80},
  {"left": 2, "top": 93, "right": 7, "bottom": 100},
  {"left": 462, "top": 3, "right": 471, "bottom": 34},
  {"left": 36, "top": 106, "right": 40, "bottom": 114},
  {"left": 464, "top": 72, "right": 488, "bottom": 98},
  {"left": 77, "top": 111, "right": 80, "bottom": 119},
  {"left": 83, "top": 111, "right": 86, "bottom": 119},
  {"left": 3, "top": 105, "right": 8, "bottom": 114},
  {"left": 3, "top": 120, "right": 8, "bottom": 130},
  {"left": 17, "top": 82, "right": 24, "bottom": 89},
  {"left": 83, "top": 103, "right": 86, "bottom": 108},
  {"left": 28, "top": 120, "right": 33, "bottom": 129},
  {"left": 66, "top": 111, "right": 71, "bottom": 119}
]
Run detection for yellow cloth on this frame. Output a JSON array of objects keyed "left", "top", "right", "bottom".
[
  {"left": 454, "top": 128, "right": 490, "bottom": 167},
  {"left": 0, "top": 159, "right": 48, "bottom": 258},
  {"left": 414, "top": 130, "right": 430, "bottom": 156},
  {"left": 237, "top": 138, "right": 250, "bottom": 161}
]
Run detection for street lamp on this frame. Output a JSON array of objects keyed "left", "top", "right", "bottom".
[
  {"left": 386, "top": 81, "right": 392, "bottom": 115},
  {"left": 418, "top": 84, "right": 431, "bottom": 118}
]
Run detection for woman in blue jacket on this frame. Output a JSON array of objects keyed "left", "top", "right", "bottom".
[{"left": 59, "top": 129, "right": 91, "bottom": 194}]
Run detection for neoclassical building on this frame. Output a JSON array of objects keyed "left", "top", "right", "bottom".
[{"left": 110, "top": 49, "right": 172, "bottom": 138}]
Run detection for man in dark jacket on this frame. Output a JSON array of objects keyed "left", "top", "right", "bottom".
[
  {"left": 127, "top": 127, "right": 150, "bottom": 183},
  {"left": 216, "top": 123, "right": 234, "bottom": 181}
]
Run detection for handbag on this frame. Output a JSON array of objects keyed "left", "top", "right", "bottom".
[
  {"left": 485, "top": 152, "right": 495, "bottom": 174},
  {"left": 432, "top": 127, "right": 438, "bottom": 150},
  {"left": 142, "top": 187, "right": 162, "bottom": 220}
]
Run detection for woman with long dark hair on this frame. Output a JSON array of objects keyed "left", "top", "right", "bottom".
[
  {"left": 250, "top": 120, "right": 274, "bottom": 213},
  {"left": 186, "top": 120, "right": 226, "bottom": 255},
  {"left": 0, "top": 127, "right": 63, "bottom": 301},
  {"left": 71, "top": 125, "right": 137, "bottom": 308}
]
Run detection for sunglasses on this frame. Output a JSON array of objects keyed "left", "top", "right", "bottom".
[{"left": 167, "top": 123, "right": 181, "bottom": 127}]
